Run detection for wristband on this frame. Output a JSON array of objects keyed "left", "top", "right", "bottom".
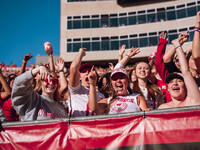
[
  {"left": 194, "top": 27, "right": 200, "bottom": 29},
  {"left": 125, "top": 54, "right": 131, "bottom": 59},
  {"left": 58, "top": 70, "right": 64, "bottom": 73},
  {"left": 194, "top": 29, "right": 200, "bottom": 32},
  {"left": 175, "top": 45, "right": 181, "bottom": 50},
  {"left": 23, "top": 60, "right": 27, "bottom": 63}
]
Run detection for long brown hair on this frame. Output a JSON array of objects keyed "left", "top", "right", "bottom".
[{"left": 133, "top": 61, "right": 163, "bottom": 101}]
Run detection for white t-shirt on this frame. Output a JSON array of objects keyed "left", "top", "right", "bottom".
[
  {"left": 107, "top": 93, "right": 141, "bottom": 114},
  {"left": 68, "top": 83, "right": 105, "bottom": 117}
]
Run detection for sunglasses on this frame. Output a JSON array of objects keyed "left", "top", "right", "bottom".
[{"left": 44, "top": 78, "right": 58, "bottom": 85}]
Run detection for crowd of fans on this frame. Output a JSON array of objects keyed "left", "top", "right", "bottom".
[{"left": 1, "top": 12, "right": 200, "bottom": 122}]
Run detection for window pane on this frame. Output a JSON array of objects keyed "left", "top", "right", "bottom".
[
  {"left": 119, "top": 17, "right": 127, "bottom": 26},
  {"left": 73, "top": 20, "right": 81, "bottom": 29},
  {"left": 73, "top": 43, "right": 81, "bottom": 52},
  {"left": 130, "top": 39, "right": 138, "bottom": 48},
  {"left": 147, "top": 13, "right": 156, "bottom": 23},
  {"left": 82, "top": 42, "right": 91, "bottom": 51},
  {"left": 82, "top": 20, "right": 90, "bottom": 28},
  {"left": 120, "top": 40, "right": 129, "bottom": 48},
  {"left": 110, "top": 18, "right": 118, "bottom": 27},
  {"left": 128, "top": 16, "right": 137, "bottom": 25},
  {"left": 92, "top": 19, "right": 100, "bottom": 28},
  {"left": 168, "top": 34, "right": 178, "bottom": 43},
  {"left": 189, "top": 31, "right": 194, "bottom": 42},
  {"left": 138, "top": 15, "right": 146, "bottom": 24},
  {"left": 101, "top": 40, "right": 110, "bottom": 50},
  {"left": 67, "top": 21, "right": 72, "bottom": 29},
  {"left": 177, "top": 9, "right": 186, "bottom": 19},
  {"left": 101, "top": 16, "right": 109, "bottom": 28},
  {"left": 139, "top": 38, "right": 148, "bottom": 47},
  {"left": 92, "top": 42, "right": 100, "bottom": 51},
  {"left": 149, "top": 36, "right": 158, "bottom": 46},
  {"left": 67, "top": 43, "right": 72, "bottom": 52},
  {"left": 111, "top": 41, "right": 119, "bottom": 50},
  {"left": 187, "top": 6, "right": 197, "bottom": 17},
  {"left": 157, "top": 11, "right": 165, "bottom": 22},
  {"left": 167, "top": 11, "right": 176, "bottom": 20}
]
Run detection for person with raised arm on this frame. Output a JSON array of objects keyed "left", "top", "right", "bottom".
[
  {"left": 158, "top": 36, "right": 200, "bottom": 109},
  {"left": 11, "top": 65, "right": 67, "bottom": 121},
  {"left": 88, "top": 47, "right": 149, "bottom": 115},
  {"left": 68, "top": 48, "right": 104, "bottom": 117}
]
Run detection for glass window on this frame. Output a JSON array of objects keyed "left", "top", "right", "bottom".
[
  {"left": 101, "top": 16, "right": 109, "bottom": 28},
  {"left": 92, "top": 19, "right": 100, "bottom": 28},
  {"left": 130, "top": 39, "right": 138, "bottom": 48},
  {"left": 149, "top": 36, "right": 158, "bottom": 46},
  {"left": 82, "top": 42, "right": 91, "bottom": 51},
  {"left": 82, "top": 20, "right": 90, "bottom": 28},
  {"left": 168, "top": 34, "right": 178, "bottom": 43},
  {"left": 157, "top": 11, "right": 166, "bottom": 22},
  {"left": 67, "top": 43, "right": 72, "bottom": 52},
  {"left": 128, "top": 16, "right": 137, "bottom": 25},
  {"left": 187, "top": 6, "right": 197, "bottom": 17},
  {"left": 119, "top": 17, "right": 127, "bottom": 26},
  {"left": 147, "top": 13, "right": 156, "bottom": 23},
  {"left": 120, "top": 40, "right": 129, "bottom": 48},
  {"left": 198, "top": 5, "right": 200, "bottom": 11},
  {"left": 111, "top": 41, "right": 119, "bottom": 50},
  {"left": 92, "top": 42, "right": 100, "bottom": 51},
  {"left": 138, "top": 15, "right": 146, "bottom": 24},
  {"left": 139, "top": 37, "right": 148, "bottom": 47},
  {"left": 73, "top": 43, "right": 81, "bottom": 52},
  {"left": 67, "top": 21, "right": 72, "bottom": 29},
  {"left": 189, "top": 31, "right": 194, "bottom": 42},
  {"left": 73, "top": 20, "right": 81, "bottom": 29},
  {"left": 110, "top": 18, "right": 118, "bottom": 27},
  {"left": 177, "top": 9, "right": 186, "bottom": 19},
  {"left": 167, "top": 10, "right": 176, "bottom": 20},
  {"left": 101, "top": 40, "right": 110, "bottom": 50}
]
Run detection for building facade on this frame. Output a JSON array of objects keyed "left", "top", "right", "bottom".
[{"left": 58, "top": 0, "right": 198, "bottom": 66}]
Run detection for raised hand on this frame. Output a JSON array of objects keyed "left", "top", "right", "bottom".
[
  {"left": 119, "top": 45, "right": 126, "bottom": 56},
  {"left": 128, "top": 47, "right": 140, "bottom": 57},
  {"left": 159, "top": 31, "right": 168, "bottom": 41},
  {"left": 108, "top": 62, "right": 114, "bottom": 71},
  {"left": 79, "top": 48, "right": 86, "bottom": 57},
  {"left": 88, "top": 66, "right": 97, "bottom": 86},
  {"left": 23, "top": 53, "right": 33, "bottom": 62},
  {"left": 179, "top": 31, "right": 190, "bottom": 45},
  {"left": 55, "top": 57, "right": 65, "bottom": 72}
]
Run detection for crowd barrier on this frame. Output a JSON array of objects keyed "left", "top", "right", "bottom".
[{"left": 0, "top": 106, "right": 200, "bottom": 150}]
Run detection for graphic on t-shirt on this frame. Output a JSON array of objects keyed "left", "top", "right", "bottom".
[{"left": 111, "top": 100, "right": 128, "bottom": 112}]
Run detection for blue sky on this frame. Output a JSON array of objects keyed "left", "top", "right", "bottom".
[{"left": 0, "top": 0, "right": 60, "bottom": 66}]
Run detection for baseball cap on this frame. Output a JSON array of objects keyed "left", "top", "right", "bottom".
[
  {"left": 165, "top": 72, "right": 183, "bottom": 83},
  {"left": 79, "top": 64, "right": 93, "bottom": 73},
  {"left": 111, "top": 68, "right": 129, "bottom": 80}
]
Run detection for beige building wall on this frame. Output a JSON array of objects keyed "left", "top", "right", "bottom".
[{"left": 59, "top": 0, "right": 196, "bottom": 64}]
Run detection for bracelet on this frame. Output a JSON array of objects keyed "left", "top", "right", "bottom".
[
  {"left": 175, "top": 45, "right": 181, "bottom": 50},
  {"left": 125, "top": 54, "right": 131, "bottom": 59},
  {"left": 194, "top": 29, "right": 200, "bottom": 32},
  {"left": 194, "top": 27, "right": 200, "bottom": 29},
  {"left": 23, "top": 60, "right": 27, "bottom": 63},
  {"left": 58, "top": 70, "right": 64, "bottom": 73}
]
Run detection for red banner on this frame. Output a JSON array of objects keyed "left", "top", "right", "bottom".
[{"left": 0, "top": 108, "right": 200, "bottom": 149}]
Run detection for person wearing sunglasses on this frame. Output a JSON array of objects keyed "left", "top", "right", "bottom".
[{"left": 11, "top": 65, "right": 68, "bottom": 121}]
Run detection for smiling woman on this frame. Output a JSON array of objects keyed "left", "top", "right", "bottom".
[
  {"left": 11, "top": 65, "right": 68, "bottom": 121},
  {"left": 88, "top": 47, "right": 150, "bottom": 115}
]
